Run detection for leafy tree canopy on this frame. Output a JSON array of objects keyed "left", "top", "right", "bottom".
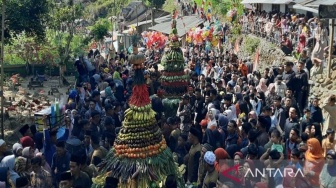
[
  {"left": 89, "top": 18, "right": 111, "bottom": 42},
  {"left": 0, "top": 0, "right": 50, "bottom": 42}
]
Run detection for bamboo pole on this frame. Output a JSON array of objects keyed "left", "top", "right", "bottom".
[
  {"left": 0, "top": 0, "right": 6, "bottom": 139},
  {"left": 328, "top": 19, "right": 335, "bottom": 78}
]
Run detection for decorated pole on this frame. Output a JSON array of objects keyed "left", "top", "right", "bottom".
[
  {"left": 160, "top": 9, "right": 189, "bottom": 118},
  {"left": 92, "top": 26, "right": 183, "bottom": 188}
]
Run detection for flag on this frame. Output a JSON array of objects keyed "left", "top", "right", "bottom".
[{"left": 254, "top": 48, "right": 260, "bottom": 71}]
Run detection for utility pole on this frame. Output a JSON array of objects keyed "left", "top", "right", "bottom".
[
  {"left": 328, "top": 19, "right": 335, "bottom": 78},
  {"left": 151, "top": 0, "right": 154, "bottom": 26},
  {"left": 0, "top": 0, "right": 5, "bottom": 139}
]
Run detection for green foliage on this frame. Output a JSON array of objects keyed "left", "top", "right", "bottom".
[
  {"left": 84, "top": 0, "right": 131, "bottom": 21},
  {"left": 49, "top": 1, "right": 84, "bottom": 30},
  {"left": 1, "top": 0, "right": 50, "bottom": 42},
  {"left": 4, "top": 54, "right": 25, "bottom": 65},
  {"left": 243, "top": 37, "right": 260, "bottom": 55},
  {"left": 90, "top": 18, "right": 111, "bottom": 41},
  {"left": 49, "top": 0, "right": 84, "bottom": 65},
  {"left": 145, "top": 0, "right": 165, "bottom": 8},
  {"left": 229, "top": 23, "right": 241, "bottom": 44},
  {"left": 162, "top": 0, "right": 175, "bottom": 13}
]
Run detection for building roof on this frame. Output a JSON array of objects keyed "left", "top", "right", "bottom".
[
  {"left": 293, "top": 4, "right": 318, "bottom": 13},
  {"left": 127, "top": 13, "right": 171, "bottom": 27},
  {"left": 148, "top": 16, "right": 204, "bottom": 36},
  {"left": 241, "top": 0, "right": 269, "bottom": 4},
  {"left": 304, "top": 0, "right": 336, "bottom": 7}
]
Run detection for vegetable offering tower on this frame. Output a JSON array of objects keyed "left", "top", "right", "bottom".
[
  {"left": 92, "top": 39, "right": 181, "bottom": 187},
  {"left": 160, "top": 12, "right": 189, "bottom": 117}
]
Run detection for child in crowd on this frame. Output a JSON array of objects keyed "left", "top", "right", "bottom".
[
  {"left": 322, "top": 128, "right": 335, "bottom": 157},
  {"left": 271, "top": 129, "right": 283, "bottom": 153}
]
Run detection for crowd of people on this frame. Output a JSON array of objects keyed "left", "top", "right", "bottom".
[
  {"left": 240, "top": 10, "right": 336, "bottom": 61},
  {"left": 0, "top": 7, "right": 335, "bottom": 188}
]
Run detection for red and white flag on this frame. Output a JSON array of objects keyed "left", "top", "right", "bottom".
[{"left": 253, "top": 48, "right": 260, "bottom": 71}]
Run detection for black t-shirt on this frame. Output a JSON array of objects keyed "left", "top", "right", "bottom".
[{"left": 75, "top": 60, "right": 87, "bottom": 75}]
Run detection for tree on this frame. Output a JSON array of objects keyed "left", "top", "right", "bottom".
[
  {"left": 0, "top": 0, "right": 50, "bottom": 42},
  {"left": 146, "top": 0, "right": 165, "bottom": 9},
  {"left": 89, "top": 18, "right": 111, "bottom": 50},
  {"left": 49, "top": 0, "right": 84, "bottom": 85}
]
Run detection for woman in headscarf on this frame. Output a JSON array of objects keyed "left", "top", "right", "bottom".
[
  {"left": 21, "top": 147, "right": 34, "bottom": 159},
  {"left": 265, "top": 83, "right": 276, "bottom": 107},
  {"left": 0, "top": 144, "right": 21, "bottom": 187},
  {"left": 224, "top": 109, "right": 235, "bottom": 122},
  {"left": 304, "top": 138, "right": 324, "bottom": 188},
  {"left": 104, "top": 86, "right": 116, "bottom": 102},
  {"left": 320, "top": 150, "right": 336, "bottom": 188},
  {"left": 256, "top": 78, "right": 268, "bottom": 93},
  {"left": 214, "top": 148, "right": 230, "bottom": 173},
  {"left": 14, "top": 156, "right": 29, "bottom": 178},
  {"left": 310, "top": 122, "right": 323, "bottom": 144},
  {"left": 206, "top": 108, "right": 218, "bottom": 130},
  {"left": 98, "top": 81, "right": 109, "bottom": 94},
  {"left": 297, "top": 34, "right": 306, "bottom": 54},
  {"left": 35, "top": 152, "right": 51, "bottom": 174},
  {"left": 248, "top": 111, "right": 258, "bottom": 122}
]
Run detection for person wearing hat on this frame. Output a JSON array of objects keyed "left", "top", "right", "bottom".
[
  {"left": 186, "top": 127, "right": 202, "bottom": 184},
  {"left": 52, "top": 140, "right": 71, "bottom": 186},
  {"left": 30, "top": 156, "right": 53, "bottom": 187},
  {"left": 15, "top": 177, "right": 29, "bottom": 188},
  {"left": 177, "top": 94, "right": 192, "bottom": 135},
  {"left": 202, "top": 151, "right": 218, "bottom": 188},
  {"left": 197, "top": 143, "right": 213, "bottom": 186},
  {"left": 70, "top": 154, "right": 92, "bottom": 187},
  {"left": 59, "top": 171, "right": 73, "bottom": 188}
]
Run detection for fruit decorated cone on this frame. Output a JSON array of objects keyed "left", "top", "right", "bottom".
[
  {"left": 92, "top": 38, "right": 183, "bottom": 187},
  {"left": 160, "top": 9, "right": 189, "bottom": 117}
]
